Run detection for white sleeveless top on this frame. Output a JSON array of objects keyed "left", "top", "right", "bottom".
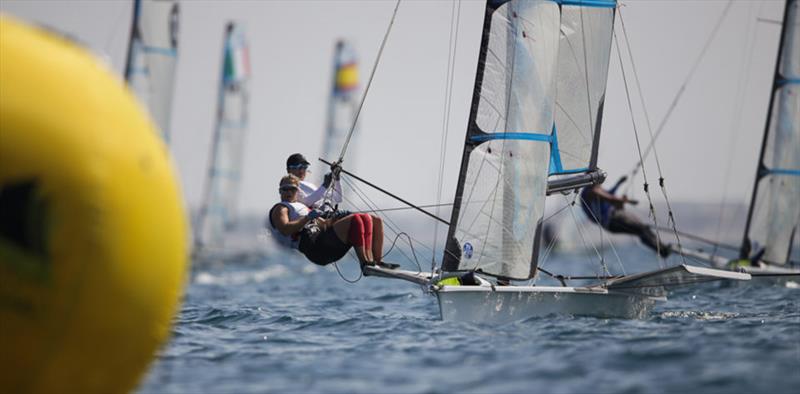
[{"left": 268, "top": 201, "right": 309, "bottom": 249}]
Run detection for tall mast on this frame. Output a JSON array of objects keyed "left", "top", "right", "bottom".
[
  {"left": 740, "top": 0, "right": 799, "bottom": 263},
  {"left": 123, "top": 0, "right": 141, "bottom": 82}
]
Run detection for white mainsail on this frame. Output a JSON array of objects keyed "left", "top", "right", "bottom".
[
  {"left": 322, "top": 40, "right": 360, "bottom": 169},
  {"left": 195, "top": 22, "right": 250, "bottom": 250},
  {"left": 124, "top": 0, "right": 179, "bottom": 143},
  {"left": 443, "top": 0, "right": 614, "bottom": 280},
  {"left": 742, "top": 0, "right": 800, "bottom": 266}
]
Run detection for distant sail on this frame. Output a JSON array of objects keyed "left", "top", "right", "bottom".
[
  {"left": 124, "top": 0, "right": 179, "bottom": 143},
  {"left": 322, "top": 40, "right": 360, "bottom": 168},
  {"left": 443, "top": 0, "right": 616, "bottom": 280},
  {"left": 195, "top": 22, "right": 250, "bottom": 250},
  {"left": 742, "top": 0, "right": 799, "bottom": 265}
]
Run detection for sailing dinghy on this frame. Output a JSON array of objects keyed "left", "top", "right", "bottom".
[
  {"left": 124, "top": 0, "right": 180, "bottom": 143},
  {"left": 677, "top": 0, "right": 799, "bottom": 282},
  {"left": 194, "top": 22, "right": 251, "bottom": 259},
  {"left": 322, "top": 40, "right": 360, "bottom": 178},
  {"left": 345, "top": 0, "right": 751, "bottom": 323}
]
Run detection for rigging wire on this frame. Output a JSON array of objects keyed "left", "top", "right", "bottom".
[
  {"left": 650, "top": 226, "right": 739, "bottom": 252},
  {"left": 432, "top": 0, "right": 462, "bottom": 278},
  {"left": 612, "top": 18, "right": 668, "bottom": 267},
  {"left": 336, "top": 0, "right": 402, "bottom": 164},
  {"left": 342, "top": 176, "right": 437, "bottom": 262},
  {"left": 618, "top": 7, "right": 702, "bottom": 265},
  {"left": 574, "top": 193, "right": 627, "bottom": 276},
  {"left": 623, "top": 0, "right": 735, "bottom": 193},
  {"left": 363, "top": 202, "right": 454, "bottom": 214}
]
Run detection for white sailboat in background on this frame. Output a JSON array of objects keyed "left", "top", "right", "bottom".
[
  {"left": 321, "top": 40, "right": 360, "bottom": 178},
  {"left": 678, "top": 0, "right": 799, "bottom": 281},
  {"left": 360, "top": 0, "right": 749, "bottom": 323},
  {"left": 194, "top": 22, "right": 251, "bottom": 258},
  {"left": 124, "top": 0, "right": 180, "bottom": 143}
]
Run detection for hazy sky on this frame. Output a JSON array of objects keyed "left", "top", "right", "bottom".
[{"left": 1, "top": 0, "right": 786, "bottom": 218}]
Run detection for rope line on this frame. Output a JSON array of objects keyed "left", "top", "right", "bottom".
[
  {"left": 612, "top": 19, "right": 666, "bottom": 267},
  {"left": 624, "top": 0, "right": 734, "bottom": 183},
  {"left": 433, "top": 0, "right": 462, "bottom": 276},
  {"left": 337, "top": 0, "right": 402, "bottom": 164}
]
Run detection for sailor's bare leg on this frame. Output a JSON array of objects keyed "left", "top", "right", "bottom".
[{"left": 372, "top": 215, "right": 384, "bottom": 262}]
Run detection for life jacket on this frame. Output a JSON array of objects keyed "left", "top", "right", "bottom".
[{"left": 267, "top": 201, "right": 309, "bottom": 249}]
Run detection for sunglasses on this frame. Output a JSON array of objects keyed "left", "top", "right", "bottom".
[
  {"left": 287, "top": 164, "right": 309, "bottom": 170},
  {"left": 279, "top": 186, "right": 298, "bottom": 193}
]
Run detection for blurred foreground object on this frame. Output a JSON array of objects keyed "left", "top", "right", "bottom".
[{"left": 0, "top": 15, "right": 188, "bottom": 393}]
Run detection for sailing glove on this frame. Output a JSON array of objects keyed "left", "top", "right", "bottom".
[
  {"left": 307, "top": 209, "right": 323, "bottom": 220},
  {"left": 330, "top": 162, "right": 342, "bottom": 180},
  {"left": 323, "top": 172, "right": 333, "bottom": 188}
]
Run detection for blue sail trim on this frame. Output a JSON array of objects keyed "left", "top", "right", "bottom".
[
  {"left": 490, "top": 0, "right": 616, "bottom": 9},
  {"left": 141, "top": 45, "right": 177, "bottom": 57},
  {"left": 548, "top": 125, "right": 591, "bottom": 175},
  {"left": 549, "top": 125, "right": 563, "bottom": 174},
  {"left": 777, "top": 77, "right": 800, "bottom": 86},
  {"left": 469, "top": 132, "right": 552, "bottom": 143},
  {"left": 767, "top": 168, "right": 800, "bottom": 176},
  {"left": 555, "top": 0, "right": 616, "bottom": 8}
]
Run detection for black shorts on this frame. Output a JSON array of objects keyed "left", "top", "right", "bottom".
[{"left": 298, "top": 226, "right": 351, "bottom": 266}]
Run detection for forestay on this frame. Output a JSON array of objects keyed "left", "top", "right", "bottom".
[
  {"left": 742, "top": 0, "right": 800, "bottom": 266},
  {"left": 124, "top": 0, "right": 180, "bottom": 143},
  {"left": 443, "top": 0, "right": 616, "bottom": 280},
  {"left": 195, "top": 22, "right": 251, "bottom": 250}
]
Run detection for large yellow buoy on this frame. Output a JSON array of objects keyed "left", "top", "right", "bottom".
[{"left": 0, "top": 15, "right": 188, "bottom": 393}]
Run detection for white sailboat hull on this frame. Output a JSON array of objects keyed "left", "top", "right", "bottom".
[
  {"left": 435, "top": 286, "right": 657, "bottom": 323},
  {"left": 674, "top": 246, "right": 799, "bottom": 285}
]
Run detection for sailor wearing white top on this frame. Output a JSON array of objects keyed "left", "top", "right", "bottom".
[
  {"left": 269, "top": 172, "right": 398, "bottom": 269},
  {"left": 286, "top": 153, "right": 342, "bottom": 208}
]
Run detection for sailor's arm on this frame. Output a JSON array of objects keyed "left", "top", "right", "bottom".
[
  {"left": 301, "top": 183, "right": 327, "bottom": 207},
  {"left": 271, "top": 206, "right": 312, "bottom": 236},
  {"left": 590, "top": 185, "right": 629, "bottom": 208}
]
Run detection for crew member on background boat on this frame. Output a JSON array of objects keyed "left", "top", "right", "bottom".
[
  {"left": 581, "top": 176, "right": 671, "bottom": 258},
  {"left": 268, "top": 174, "right": 398, "bottom": 269},
  {"left": 286, "top": 153, "right": 343, "bottom": 210}
]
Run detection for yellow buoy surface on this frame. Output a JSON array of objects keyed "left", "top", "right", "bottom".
[{"left": 0, "top": 15, "right": 188, "bottom": 393}]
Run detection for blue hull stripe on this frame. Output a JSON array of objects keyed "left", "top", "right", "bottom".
[{"left": 777, "top": 78, "right": 800, "bottom": 87}]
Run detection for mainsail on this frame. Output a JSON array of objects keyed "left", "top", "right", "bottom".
[
  {"left": 195, "top": 22, "right": 251, "bottom": 250},
  {"left": 322, "top": 40, "right": 360, "bottom": 167},
  {"left": 443, "top": 0, "right": 616, "bottom": 280},
  {"left": 741, "top": 0, "right": 800, "bottom": 266},
  {"left": 124, "top": 0, "right": 180, "bottom": 143}
]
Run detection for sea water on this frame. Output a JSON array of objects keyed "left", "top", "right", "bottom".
[{"left": 137, "top": 245, "right": 799, "bottom": 394}]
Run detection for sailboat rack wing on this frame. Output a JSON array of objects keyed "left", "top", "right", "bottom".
[
  {"left": 362, "top": 266, "right": 433, "bottom": 286},
  {"left": 602, "top": 264, "right": 751, "bottom": 297}
]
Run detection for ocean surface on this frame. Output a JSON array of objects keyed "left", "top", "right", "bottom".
[{"left": 137, "top": 244, "right": 799, "bottom": 394}]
